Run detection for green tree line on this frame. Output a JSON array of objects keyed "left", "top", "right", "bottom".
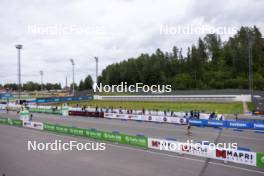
[
  {"left": 98, "top": 26, "right": 264, "bottom": 90},
  {"left": 0, "top": 75, "right": 93, "bottom": 92},
  {"left": 0, "top": 82, "right": 62, "bottom": 91}
]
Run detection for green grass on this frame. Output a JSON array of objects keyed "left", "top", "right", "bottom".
[
  {"left": 247, "top": 102, "right": 256, "bottom": 111},
  {"left": 63, "top": 100, "right": 243, "bottom": 114}
]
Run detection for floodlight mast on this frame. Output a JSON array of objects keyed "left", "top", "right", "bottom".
[
  {"left": 95, "top": 57, "right": 98, "bottom": 85},
  {"left": 40, "top": 70, "right": 44, "bottom": 91},
  {"left": 15, "top": 44, "right": 23, "bottom": 101},
  {"left": 70, "top": 58, "right": 75, "bottom": 96}
]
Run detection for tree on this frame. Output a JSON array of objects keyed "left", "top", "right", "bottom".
[
  {"left": 78, "top": 80, "right": 84, "bottom": 91},
  {"left": 83, "top": 75, "right": 93, "bottom": 90}
]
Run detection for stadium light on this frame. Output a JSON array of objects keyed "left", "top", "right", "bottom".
[
  {"left": 40, "top": 70, "right": 44, "bottom": 91},
  {"left": 70, "top": 58, "right": 75, "bottom": 96},
  {"left": 15, "top": 44, "right": 23, "bottom": 101},
  {"left": 94, "top": 57, "right": 98, "bottom": 85}
]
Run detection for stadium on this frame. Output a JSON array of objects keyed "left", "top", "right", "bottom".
[{"left": 1, "top": 1, "right": 264, "bottom": 176}]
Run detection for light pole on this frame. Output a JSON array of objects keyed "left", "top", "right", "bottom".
[
  {"left": 94, "top": 57, "right": 98, "bottom": 85},
  {"left": 40, "top": 70, "right": 44, "bottom": 91},
  {"left": 15, "top": 44, "right": 23, "bottom": 101},
  {"left": 70, "top": 58, "right": 75, "bottom": 96}
]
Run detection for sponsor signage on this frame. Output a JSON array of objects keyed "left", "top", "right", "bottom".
[
  {"left": 8, "top": 119, "right": 23, "bottom": 126},
  {"left": 206, "top": 120, "right": 224, "bottom": 127},
  {"left": 36, "top": 96, "right": 93, "bottom": 103},
  {"left": 148, "top": 138, "right": 162, "bottom": 150},
  {"left": 103, "top": 113, "right": 187, "bottom": 125},
  {"left": 148, "top": 138, "right": 258, "bottom": 167},
  {"left": 23, "top": 121, "right": 44, "bottom": 130},
  {"left": 252, "top": 123, "right": 264, "bottom": 130},
  {"left": 215, "top": 149, "right": 256, "bottom": 166},
  {"left": 227, "top": 121, "right": 250, "bottom": 128},
  {"left": 0, "top": 117, "right": 8, "bottom": 124},
  {"left": 43, "top": 123, "right": 56, "bottom": 132},
  {"left": 189, "top": 119, "right": 204, "bottom": 125},
  {"left": 257, "top": 152, "right": 264, "bottom": 168},
  {"left": 180, "top": 143, "right": 213, "bottom": 158}
]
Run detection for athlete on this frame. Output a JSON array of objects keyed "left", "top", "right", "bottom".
[{"left": 187, "top": 123, "right": 191, "bottom": 136}]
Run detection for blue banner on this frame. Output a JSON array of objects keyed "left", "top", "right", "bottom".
[
  {"left": 205, "top": 120, "right": 224, "bottom": 127},
  {"left": 0, "top": 93, "right": 13, "bottom": 99},
  {"left": 225, "top": 121, "right": 251, "bottom": 129},
  {"left": 252, "top": 123, "right": 264, "bottom": 130},
  {"left": 36, "top": 96, "right": 93, "bottom": 103},
  {"left": 188, "top": 119, "right": 204, "bottom": 126},
  {"left": 189, "top": 118, "right": 264, "bottom": 130}
]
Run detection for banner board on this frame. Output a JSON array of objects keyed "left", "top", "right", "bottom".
[{"left": 23, "top": 121, "right": 44, "bottom": 130}]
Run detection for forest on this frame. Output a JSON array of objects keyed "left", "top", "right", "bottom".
[{"left": 98, "top": 26, "right": 264, "bottom": 90}]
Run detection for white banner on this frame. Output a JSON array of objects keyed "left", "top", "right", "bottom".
[
  {"left": 214, "top": 149, "right": 256, "bottom": 166},
  {"left": 23, "top": 121, "right": 44, "bottom": 130},
  {"left": 147, "top": 138, "right": 257, "bottom": 166},
  {"left": 104, "top": 113, "right": 187, "bottom": 125}
]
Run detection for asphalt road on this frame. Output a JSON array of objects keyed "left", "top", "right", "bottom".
[
  {"left": 0, "top": 112, "right": 264, "bottom": 176},
  {"left": 1, "top": 111, "right": 263, "bottom": 151}
]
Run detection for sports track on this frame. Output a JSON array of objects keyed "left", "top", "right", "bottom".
[{"left": 0, "top": 111, "right": 264, "bottom": 176}]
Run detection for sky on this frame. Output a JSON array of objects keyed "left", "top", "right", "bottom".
[{"left": 0, "top": 0, "right": 263, "bottom": 86}]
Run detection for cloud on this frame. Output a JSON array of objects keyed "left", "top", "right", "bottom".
[{"left": 0, "top": 0, "right": 263, "bottom": 85}]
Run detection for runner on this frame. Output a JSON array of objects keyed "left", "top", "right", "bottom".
[
  {"left": 187, "top": 123, "right": 191, "bottom": 136},
  {"left": 30, "top": 114, "right": 33, "bottom": 121}
]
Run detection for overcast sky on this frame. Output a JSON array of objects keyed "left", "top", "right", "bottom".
[{"left": 0, "top": 0, "right": 263, "bottom": 86}]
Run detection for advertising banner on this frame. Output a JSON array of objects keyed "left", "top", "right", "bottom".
[
  {"left": 205, "top": 120, "right": 224, "bottom": 127},
  {"left": 257, "top": 152, "right": 264, "bottom": 168},
  {"left": 170, "top": 117, "right": 187, "bottom": 124},
  {"left": 0, "top": 117, "right": 8, "bottom": 124},
  {"left": 148, "top": 138, "right": 257, "bottom": 166},
  {"left": 104, "top": 113, "right": 114, "bottom": 118},
  {"left": 23, "top": 121, "right": 44, "bottom": 130},
  {"left": 148, "top": 138, "right": 163, "bottom": 150},
  {"left": 43, "top": 123, "right": 56, "bottom": 132},
  {"left": 225, "top": 121, "right": 251, "bottom": 129},
  {"left": 8, "top": 119, "right": 23, "bottom": 126},
  {"left": 214, "top": 149, "right": 256, "bottom": 166},
  {"left": 29, "top": 108, "right": 62, "bottom": 115},
  {"left": 189, "top": 119, "right": 204, "bottom": 126},
  {"left": 115, "top": 114, "right": 129, "bottom": 120},
  {"left": 127, "top": 114, "right": 141, "bottom": 121},
  {"left": 179, "top": 143, "right": 212, "bottom": 158},
  {"left": 104, "top": 113, "right": 187, "bottom": 125},
  {"left": 36, "top": 95, "right": 93, "bottom": 103},
  {"left": 148, "top": 138, "right": 213, "bottom": 158},
  {"left": 68, "top": 127, "right": 85, "bottom": 137},
  {"left": 123, "top": 135, "right": 148, "bottom": 148},
  {"left": 252, "top": 123, "right": 264, "bottom": 130},
  {"left": 55, "top": 125, "right": 70, "bottom": 134},
  {"left": 102, "top": 132, "right": 124, "bottom": 143},
  {"left": 89, "top": 130, "right": 104, "bottom": 140}
]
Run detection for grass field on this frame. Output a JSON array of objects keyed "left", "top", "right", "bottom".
[{"left": 63, "top": 100, "right": 244, "bottom": 114}]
